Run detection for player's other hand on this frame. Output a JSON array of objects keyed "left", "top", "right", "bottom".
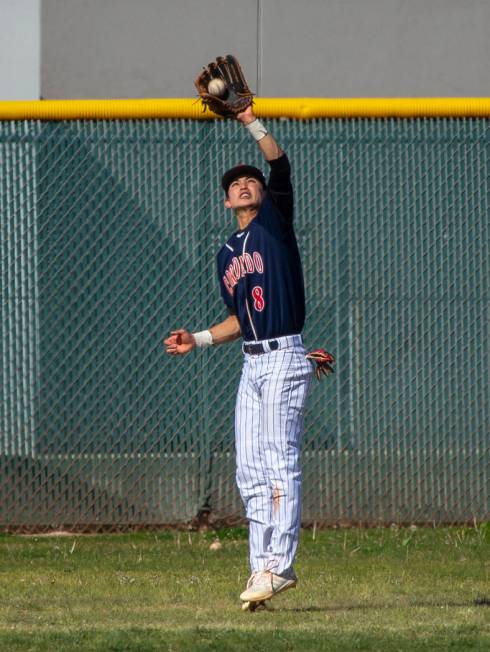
[
  {"left": 236, "top": 105, "right": 256, "bottom": 125},
  {"left": 164, "top": 329, "right": 195, "bottom": 355}
]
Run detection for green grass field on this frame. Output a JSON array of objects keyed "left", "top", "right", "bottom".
[{"left": 0, "top": 525, "right": 489, "bottom": 651}]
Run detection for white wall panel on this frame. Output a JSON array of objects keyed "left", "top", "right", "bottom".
[{"left": 0, "top": 0, "right": 40, "bottom": 99}]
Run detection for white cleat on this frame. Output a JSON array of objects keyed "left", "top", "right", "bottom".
[
  {"left": 240, "top": 569, "right": 297, "bottom": 603},
  {"left": 240, "top": 572, "right": 272, "bottom": 611}
]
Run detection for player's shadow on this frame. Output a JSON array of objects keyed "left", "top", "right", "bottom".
[{"left": 283, "top": 597, "right": 490, "bottom": 613}]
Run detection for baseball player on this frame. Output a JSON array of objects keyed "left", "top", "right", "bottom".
[{"left": 165, "top": 104, "right": 314, "bottom": 609}]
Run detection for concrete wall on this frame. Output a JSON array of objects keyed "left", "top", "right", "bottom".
[{"left": 9, "top": 0, "right": 490, "bottom": 99}]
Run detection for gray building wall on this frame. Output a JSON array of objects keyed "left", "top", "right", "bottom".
[{"left": 41, "top": 0, "right": 490, "bottom": 99}]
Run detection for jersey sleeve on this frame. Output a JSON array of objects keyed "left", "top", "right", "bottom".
[{"left": 266, "top": 153, "right": 293, "bottom": 223}]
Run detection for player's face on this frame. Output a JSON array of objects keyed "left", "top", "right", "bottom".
[{"left": 225, "top": 176, "right": 265, "bottom": 211}]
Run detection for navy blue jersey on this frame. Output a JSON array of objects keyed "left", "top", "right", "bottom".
[{"left": 216, "top": 154, "right": 305, "bottom": 341}]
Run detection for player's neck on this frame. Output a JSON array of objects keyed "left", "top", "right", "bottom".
[{"left": 235, "top": 207, "right": 258, "bottom": 231}]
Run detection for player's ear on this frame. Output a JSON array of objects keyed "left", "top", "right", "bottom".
[{"left": 224, "top": 196, "right": 232, "bottom": 209}]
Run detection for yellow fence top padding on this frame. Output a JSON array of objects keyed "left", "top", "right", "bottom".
[{"left": 2, "top": 97, "right": 490, "bottom": 120}]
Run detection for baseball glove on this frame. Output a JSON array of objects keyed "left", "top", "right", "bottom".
[
  {"left": 194, "top": 55, "right": 254, "bottom": 118},
  {"left": 306, "top": 348, "right": 335, "bottom": 381}
]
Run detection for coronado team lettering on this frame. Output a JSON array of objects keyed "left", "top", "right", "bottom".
[{"left": 222, "top": 251, "right": 264, "bottom": 296}]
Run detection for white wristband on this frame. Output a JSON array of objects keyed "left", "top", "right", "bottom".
[
  {"left": 245, "top": 118, "right": 268, "bottom": 142},
  {"left": 192, "top": 330, "right": 213, "bottom": 348}
]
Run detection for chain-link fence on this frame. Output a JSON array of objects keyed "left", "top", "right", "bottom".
[{"left": 0, "top": 118, "right": 488, "bottom": 531}]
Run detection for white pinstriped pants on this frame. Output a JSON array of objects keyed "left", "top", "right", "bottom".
[{"left": 235, "top": 335, "right": 313, "bottom": 575}]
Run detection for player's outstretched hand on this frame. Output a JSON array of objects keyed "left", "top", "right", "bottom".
[{"left": 164, "top": 329, "right": 196, "bottom": 355}]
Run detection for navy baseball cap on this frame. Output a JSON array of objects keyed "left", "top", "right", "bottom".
[{"left": 221, "top": 164, "right": 266, "bottom": 193}]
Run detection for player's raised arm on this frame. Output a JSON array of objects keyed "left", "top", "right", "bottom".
[
  {"left": 164, "top": 314, "right": 241, "bottom": 355},
  {"left": 236, "top": 105, "right": 283, "bottom": 161},
  {"left": 234, "top": 105, "right": 293, "bottom": 222}
]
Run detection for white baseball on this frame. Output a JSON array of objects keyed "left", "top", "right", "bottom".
[{"left": 208, "top": 78, "right": 226, "bottom": 97}]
